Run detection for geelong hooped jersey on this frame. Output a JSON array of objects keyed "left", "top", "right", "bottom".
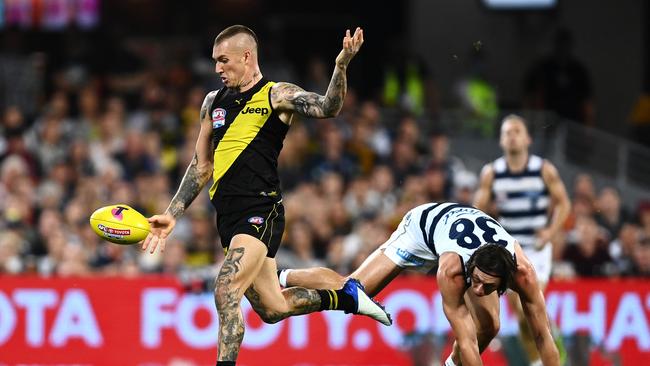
[
  {"left": 418, "top": 202, "right": 516, "bottom": 268},
  {"left": 491, "top": 155, "right": 549, "bottom": 247},
  {"left": 207, "top": 78, "right": 289, "bottom": 204}
]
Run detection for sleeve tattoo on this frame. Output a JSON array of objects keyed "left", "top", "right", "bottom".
[
  {"left": 274, "top": 66, "right": 347, "bottom": 118},
  {"left": 166, "top": 153, "right": 211, "bottom": 218}
]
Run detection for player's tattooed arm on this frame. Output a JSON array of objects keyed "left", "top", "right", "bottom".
[
  {"left": 271, "top": 72, "right": 346, "bottom": 118},
  {"left": 271, "top": 27, "right": 364, "bottom": 118},
  {"left": 165, "top": 91, "right": 218, "bottom": 218}
]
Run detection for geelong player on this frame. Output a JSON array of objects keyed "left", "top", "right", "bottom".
[
  {"left": 474, "top": 114, "right": 570, "bottom": 365},
  {"left": 280, "top": 202, "right": 561, "bottom": 366}
]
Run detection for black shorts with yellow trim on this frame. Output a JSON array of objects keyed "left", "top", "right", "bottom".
[{"left": 214, "top": 196, "right": 285, "bottom": 258}]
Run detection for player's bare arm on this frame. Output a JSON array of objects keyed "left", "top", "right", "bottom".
[
  {"left": 141, "top": 91, "right": 218, "bottom": 253},
  {"left": 271, "top": 27, "right": 363, "bottom": 120},
  {"left": 438, "top": 253, "right": 483, "bottom": 366},
  {"left": 511, "top": 244, "right": 561, "bottom": 365},
  {"left": 473, "top": 164, "right": 495, "bottom": 212},
  {"left": 536, "top": 160, "right": 571, "bottom": 245}
]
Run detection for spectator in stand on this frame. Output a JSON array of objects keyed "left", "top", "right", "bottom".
[
  {"left": 630, "top": 236, "right": 650, "bottom": 276},
  {"left": 276, "top": 219, "right": 326, "bottom": 270},
  {"left": 309, "top": 123, "right": 358, "bottom": 182},
  {"left": 609, "top": 221, "right": 641, "bottom": 276},
  {"left": 452, "top": 170, "right": 478, "bottom": 205},
  {"left": 595, "top": 186, "right": 630, "bottom": 240},
  {"left": 389, "top": 138, "right": 420, "bottom": 184},
  {"left": 424, "top": 130, "right": 466, "bottom": 199},
  {"left": 637, "top": 201, "right": 650, "bottom": 238},
  {"left": 563, "top": 215, "right": 612, "bottom": 277},
  {"left": 357, "top": 100, "right": 391, "bottom": 159}
]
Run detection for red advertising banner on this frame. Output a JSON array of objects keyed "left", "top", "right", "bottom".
[{"left": 0, "top": 276, "right": 649, "bottom": 366}]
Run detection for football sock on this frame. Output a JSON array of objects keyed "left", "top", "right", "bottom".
[
  {"left": 278, "top": 269, "right": 291, "bottom": 287},
  {"left": 444, "top": 355, "right": 457, "bottom": 366},
  {"left": 316, "top": 289, "right": 355, "bottom": 312}
]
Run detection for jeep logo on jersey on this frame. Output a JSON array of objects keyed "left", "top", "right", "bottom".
[
  {"left": 241, "top": 106, "right": 269, "bottom": 115},
  {"left": 212, "top": 108, "right": 226, "bottom": 129}
]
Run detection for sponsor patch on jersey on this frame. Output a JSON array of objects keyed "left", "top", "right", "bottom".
[
  {"left": 248, "top": 216, "right": 265, "bottom": 225},
  {"left": 396, "top": 248, "right": 425, "bottom": 266},
  {"left": 212, "top": 108, "right": 226, "bottom": 129}
]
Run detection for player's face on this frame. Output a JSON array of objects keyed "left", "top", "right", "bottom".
[
  {"left": 469, "top": 267, "right": 502, "bottom": 297},
  {"left": 500, "top": 119, "right": 531, "bottom": 154},
  {"left": 212, "top": 40, "right": 249, "bottom": 89}
]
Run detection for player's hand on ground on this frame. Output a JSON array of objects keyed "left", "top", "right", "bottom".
[
  {"left": 141, "top": 213, "right": 176, "bottom": 254},
  {"left": 335, "top": 27, "right": 364, "bottom": 68}
]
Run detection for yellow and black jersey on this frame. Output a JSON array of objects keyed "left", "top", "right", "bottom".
[{"left": 208, "top": 78, "right": 289, "bottom": 210}]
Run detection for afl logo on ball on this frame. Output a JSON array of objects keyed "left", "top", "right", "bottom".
[{"left": 212, "top": 108, "right": 226, "bottom": 129}]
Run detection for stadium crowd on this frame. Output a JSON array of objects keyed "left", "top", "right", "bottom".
[{"left": 1, "top": 31, "right": 649, "bottom": 290}]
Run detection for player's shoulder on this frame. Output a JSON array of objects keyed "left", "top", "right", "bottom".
[
  {"left": 479, "top": 162, "right": 496, "bottom": 181},
  {"left": 437, "top": 251, "right": 464, "bottom": 278},
  {"left": 270, "top": 81, "right": 303, "bottom": 95},
  {"left": 539, "top": 157, "right": 560, "bottom": 177},
  {"left": 203, "top": 88, "right": 224, "bottom": 105}
]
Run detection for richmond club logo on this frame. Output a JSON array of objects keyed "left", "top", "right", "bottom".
[
  {"left": 111, "top": 206, "right": 129, "bottom": 221},
  {"left": 212, "top": 108, "right": 226, "bottom": 129}
]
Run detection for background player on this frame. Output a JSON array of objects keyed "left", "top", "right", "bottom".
[
  {"left": 280, "top": 202, "right": 561, "bottom": 366},
  {"left": 474, "top": 114, "right": 571, "bottom": 365},
  {"left": 141, "top": 25, "right": 390, "bottom": 366}
]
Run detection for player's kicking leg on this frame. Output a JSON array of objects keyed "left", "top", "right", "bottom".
[{"left": 214, "top": 234, "right": 392, "bottom": 363}]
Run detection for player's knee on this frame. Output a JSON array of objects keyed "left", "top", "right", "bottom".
[
  {"left": 258, "top": 310, "right": 284, "bottom": 324},
  {"left": 250, "top": 297, "right": 289, "bottom": 324}
]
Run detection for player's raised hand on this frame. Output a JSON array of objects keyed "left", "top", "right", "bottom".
[
  {"left": 336, "top": 27, "right": 364, "bottom": 68},
  {"left": 141, "top": 213, "right": 176, "bottom": 254}
]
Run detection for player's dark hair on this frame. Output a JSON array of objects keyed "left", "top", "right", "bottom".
[
  {"left": 466, "top": 243, "right": 516, "bottom": 296},
  {"left": 214, "top": 25, "right": 259, "bottom": 49}
]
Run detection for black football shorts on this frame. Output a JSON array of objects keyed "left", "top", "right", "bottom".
[{"left": 214, "top": 196, "right": 285, "bottom": 258}]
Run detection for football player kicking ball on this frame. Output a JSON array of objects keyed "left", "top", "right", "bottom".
[{"left": 279, "top": 202, "right": 560, "bottom": 366}]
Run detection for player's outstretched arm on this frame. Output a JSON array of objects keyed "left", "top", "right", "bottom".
[
  {"left": 473, "top": 164, "right": 494, "bottom": 213},
  {"left": 511, "top": 244, "right": 560, "bottom": 366},
  {"left": 438, "top": 254, "right": 483, "bottom": 366},
  {"left": 141, "top": 91, "right": 218, "bottom": 253},
  {"left": 271, "top": 27, "right": 364, "bottom": 118}
]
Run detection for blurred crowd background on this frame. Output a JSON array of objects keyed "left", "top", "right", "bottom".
[{"left": 1, "top": 0, "right": 649, "bottom": 290}]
